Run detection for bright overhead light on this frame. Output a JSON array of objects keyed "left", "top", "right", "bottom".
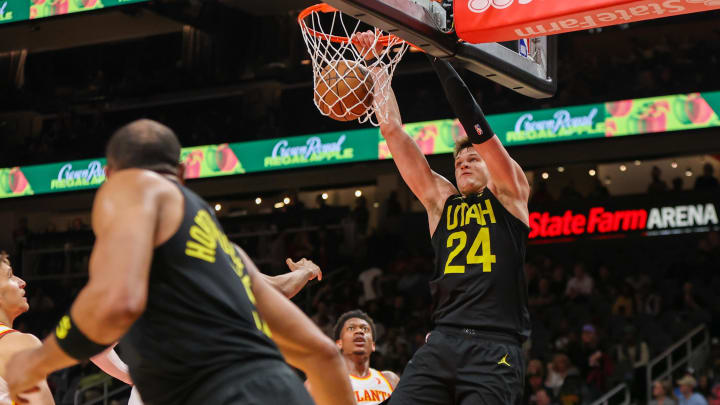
[
  {"left": 255, "top": 197, "right": 262, "bottom": 205},
  {"left": 214, "top": 203, "right": 222, "bottom": 212},
  {"left": 557, "top": 166, "right": 565, "bottom": 173},
  {"left": 671, "top": 161, "right": 678, "bottom": 169},
  {"left": 274, "top": 202, "right": 285, "bottom": 209},
  {"left": 283, "top": 197, "right": 291, "bottom": 205},
  {"left": 604, "top": 177, "right": 612, "bottom": 185},
  {"left": 619, "top": 164, "right": 627, "bottom": 172},
  {"left": 634, "top": 160, "right": 641, "bottom": 166},
  {"left": 373, "top": 202, "right": 380, "bottom": 208},
  {"left": 321, "top": 193, "right": 329, "bottom": 200},
  {"left": 355, "top": 190, "right": 362, "bottom": 197},
  {"left": 685, "top": 169, "right": 693, "bottom": 177},
  {"left": 541, "top": 172, "right": 549, "bottom": 180},
  {"left": 588, "top": 169, "right": 596, "bottom": 176}
]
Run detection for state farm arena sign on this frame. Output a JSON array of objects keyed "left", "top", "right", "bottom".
[{"left": 529, "top": 197, "right": 719, "bottom": 243}]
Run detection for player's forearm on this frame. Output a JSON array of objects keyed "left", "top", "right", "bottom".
[
  {"left": 261, "top": 270, "right": 312, "bottom": 299},
  {"left": 91, "top": 346, "right": 133, "bottom": 385},
  {"left": 427, "top": 55, "right": 493, "bottom": 145},
  {"left": 70, "top": 284, "right": 144, "bottom": 344},
  {"left": 302, "top": 350, "right": 356, "bottom": 405}
]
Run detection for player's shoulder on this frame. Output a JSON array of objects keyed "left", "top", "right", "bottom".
[
  {"left": 101, "top": 169, "right": 175, "bottom": 193},
  {"left": 379, "top": 370, "right": 399, "bottom": 389},
  {"left": 0, "top": 331, "right": 42, "bottom": 352}
]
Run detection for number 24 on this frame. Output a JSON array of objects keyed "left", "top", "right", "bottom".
[{"left": 444, "top": 229, "right": 496, "bottom": 274}]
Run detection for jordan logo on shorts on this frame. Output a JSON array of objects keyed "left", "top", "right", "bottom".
[{"left": 498, "top": 354, "right": 511, "bottom": 367}]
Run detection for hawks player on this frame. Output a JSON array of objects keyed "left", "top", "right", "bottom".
[
  {"left": 0, "top": 253, "right": 54, "bottom": 405},
  {"left": 331, "top": 310, "right": 398, "bottom": 404}
]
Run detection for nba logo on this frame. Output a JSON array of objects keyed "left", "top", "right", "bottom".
[{"left": 518, "top": 39, "right": 528, "bottom": 58}]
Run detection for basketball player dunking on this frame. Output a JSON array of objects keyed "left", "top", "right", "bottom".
[
  {"left": 6, "top": 119, "right": 355, "bottom": 405},
  {"left": 0, "top": 253, "right": 54, "bottom": 405},
  {"left": 89, "top": 255, "right": 325, "bottom": 405},
  {"left": 355, "top": 32, "right": 531, "bottom": 405}
]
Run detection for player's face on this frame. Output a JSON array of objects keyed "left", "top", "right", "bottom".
[
  {"left": 337, "top": 318, "right": 375, "bottom": 356},
  {"left": 0, "top": 261, "right": 29, "bottom": 318},
  {"left": 454, "top": 147, "right": 489, "bottom": 196}
]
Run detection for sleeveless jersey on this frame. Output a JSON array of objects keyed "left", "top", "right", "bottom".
[
  {"left": 0, "top": 325, "right": 43, "bottom": 405},
  {"left": 429, "top": 191, "right": 531, "bottom": 342},
  {"left": 350, "top": 368, "right": 394, "bottom": 405},
  {"left": 121, "top": 181, "right": 283, "bottom": 404}
]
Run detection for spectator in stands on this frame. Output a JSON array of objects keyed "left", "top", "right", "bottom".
[
  {"left": 694, "top": 163, "right": 719, "bottom": 190},
  {"left": 550, "top": 265, "right": 567, "bottom": 298},
  {"left": 357, "top": 264, "right": 383, "bottom": 305},
  {"left": 546, "top": 353, "right": 583, "bottom": 405},
  {"left": 612, "top": 283, "right": 635, "bottom": 317},
  {"left": 677, "top": 375, "right": 709, "bottom": 405},
  {"left": 648, "top": 166, "right": 668, "bottom": 193},
  {"left": 708, "top": 384, "right": 720, "bottom": 405},
  {"left": 672, "top": 177, "right": 684, "bottom": 192},
  {"left": 677, "top": 282, "right": 706, "bottom": 313},
  {"left": 352, "top": 196, "right": 369, "bottom": 236},
  {"left": 612, "top": 326, "right": 649, "bottom": 387},
  {"left": 569, "top": 324, "right": 612, "bottom": 396},
  {"left": 650, "top": 380, "right": 677, "bottom": 405},
  {"left": 525, "top": 359, "right": 553, "bottom": 404},
  {"left": 526, "top": 262, "right": 540, "bottom": 296},
  {"left": 636, "top": 284, "right": 662, "bottom": 316},
  {"left": 384, "top": 191, "right": 403, "bottom": 216},
  {"left": 594, "top": 264, "right": 617, "bottom": 298},
  {"left": 529, "top": 278, "right": 557, "bottom": 313},
  {"left": 565, "top": 263, "right": 594, "bottom": 300}
]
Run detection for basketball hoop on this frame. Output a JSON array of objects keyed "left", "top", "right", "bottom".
[{"left": 298, "top": 3, "right": 410, "bottom": 125}]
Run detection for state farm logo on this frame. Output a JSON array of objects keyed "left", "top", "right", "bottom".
[{"left": 468, "top": 0, "right": 532, "bottom": 14}]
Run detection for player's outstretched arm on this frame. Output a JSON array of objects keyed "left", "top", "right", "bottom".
[
  {"left": 7, "top": 171, "right": 166, "bottom": 401},
  {"left": 233, "top": 244, "right": 321, "bottom": 299},
  {"left": 91, "top": 344, "right": 133, "bottom": 385},
  {"left": 427, "top": 56, "right": 530, "bottom": 224},
  {"left": 236, "top": 247, "right": 355, "bottom": 405},
  {"left": 353, "top": 31, "right": 456, "bottom": 229}
]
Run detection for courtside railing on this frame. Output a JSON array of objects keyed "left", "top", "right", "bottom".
[
  {"left": 645, "top": 324, "right": 709, "bottom": 400},
  {"left": 590, "top": 383, "right": 630, "bottom": 405}
]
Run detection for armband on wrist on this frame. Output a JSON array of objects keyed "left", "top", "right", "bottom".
[{"left": 55, "top": 314, "right": 111, "bottom": 360}]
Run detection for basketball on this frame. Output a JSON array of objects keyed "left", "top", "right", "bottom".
[{"left": 314, "top": 60, "right": 374, "bottom": 121}]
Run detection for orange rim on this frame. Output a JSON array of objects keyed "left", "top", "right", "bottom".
[{"left": 298, "top": 3, "right": 399, "bottom": 46}]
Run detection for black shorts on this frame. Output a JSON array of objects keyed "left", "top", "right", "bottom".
[
  {"left": 181, "top": 361, "right": 314, "bottom": 405},
  {"left": 388, "top": 327, "right": 526, "bottom": 405}
]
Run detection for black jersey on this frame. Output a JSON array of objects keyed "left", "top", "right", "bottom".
[
  {"left": 121, "top": 181, "right": 284, "bottom": 404},
  {"left": 429, "top": 190, "right": 531, "bottom": 342}
]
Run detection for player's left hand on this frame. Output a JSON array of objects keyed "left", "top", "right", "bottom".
[
  {"left": 351, "top": 29, "right": 384, "bottom": 61},
  {"left": 6, "top": 349, "right": 46, "bottom": 404},
  {"left": 286, "top": 258, "right": 323, "bottom": 281}
]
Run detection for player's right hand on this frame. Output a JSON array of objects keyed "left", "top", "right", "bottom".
[
  {"left": 352, "top": 30, "right": 384, "bottom": 61},
  {"left": 286, "top": 258, "right": 323, "bottom": 281}
]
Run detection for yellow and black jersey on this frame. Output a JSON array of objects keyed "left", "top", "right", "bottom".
[
  {"left": 120, "top": 182, "right": 283, "bottom": 404},
  {"left": 429, "top": 190, "right": 531, "bottom": 342}
]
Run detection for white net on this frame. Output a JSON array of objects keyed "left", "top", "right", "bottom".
[{"left": 299, "top": 4, "right": 409, "bottom": 126}]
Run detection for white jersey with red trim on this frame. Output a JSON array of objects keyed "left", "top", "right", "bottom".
[
  {"left": 350, "top": 368, "right": 393, "bottom": 405},
  {"left": 0, "top": 324, "right": 16, "bottom": 405}
]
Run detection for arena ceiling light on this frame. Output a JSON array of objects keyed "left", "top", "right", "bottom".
[
  {"left": 541, "top": 172, "right": 549, "bottom": 180},
  {"left": 557, "top": 166, "right": 565, "bottom": 173},
  {"left": 321, "top": 193, "right": 329, "bottom": 200},
  {"left": 588, "top": 169, "right": 597, "bottom": 176},
  {"left": 355, "top": 190, "right": 362, "bottom": 197},
  {"left": 619, "top": 164, "right": 627, "bottom": 172},
  {"left": 214, "top": 203, "right": 222, "bottom": 212},
  {"left": 255, "top": 197, "right": 262, "bottom": 205},
  {"left": 283, "top": 197, "right": 291, "bottom": 204}
]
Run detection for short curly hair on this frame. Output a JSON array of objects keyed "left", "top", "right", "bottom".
[{"left": 333, "top": 310, "right": 377, "bottom": 341}]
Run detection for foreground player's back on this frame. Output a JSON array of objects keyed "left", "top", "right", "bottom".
[{"left": 121, "top": 180, "right": 284, "bottom": 403}]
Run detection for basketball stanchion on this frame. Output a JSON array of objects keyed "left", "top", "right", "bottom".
[{"left": 298, "top": 3, "right": 410, "bottom": 125}]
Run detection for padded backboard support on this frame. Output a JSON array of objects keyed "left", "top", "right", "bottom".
[{"left": 322, "top": 0, "right": 557, "bottom": 98}]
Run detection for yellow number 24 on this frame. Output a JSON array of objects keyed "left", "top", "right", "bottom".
[{"left": 444, "top": 229, "right": 496, "bottom": 274}]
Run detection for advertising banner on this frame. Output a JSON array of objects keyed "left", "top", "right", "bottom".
[
  {"left": 1, "top": 91, "right": 719, "bottom": 200},
  {"left": 528, "top": 193, "right": 720, "bottom": 244},
  {"left": 0, "top": 0, "right": 148, "bottom": 25},
  {"left": 455, "top": 0, "right": 720, "bottom": 43},
  {"left": 239, "top": 128, "right": 379, "bottom": 172}
]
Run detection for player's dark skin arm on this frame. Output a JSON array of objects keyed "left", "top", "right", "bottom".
[
  {"left": 6, "top": 170, "right": 179, "bottom": 401},
  {"left": 233, "top": 244, "right": 322, "bottom": 299},
  {"left": 235, "top": 247, "right": 356, "bottom": 405}
]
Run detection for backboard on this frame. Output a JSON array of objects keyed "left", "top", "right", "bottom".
[{"left": 321, "top": 0, "right": 557, "bottom": 99}]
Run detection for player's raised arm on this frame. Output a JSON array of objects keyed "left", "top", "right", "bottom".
[
  {"left": 353, "top": 31, "right": 457, "bottom": 229},
  {"left": 235, "top": 247, "right": 356, "bottom": 405},
  {"left": 91, "top": 344, "right": 133, "bottom": 385},
  {"left": 427, "top": 56, "right": 530, "bottom": 225},
  {"left": 7, "top": 171, "right": 165, "bottom": 400}
]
